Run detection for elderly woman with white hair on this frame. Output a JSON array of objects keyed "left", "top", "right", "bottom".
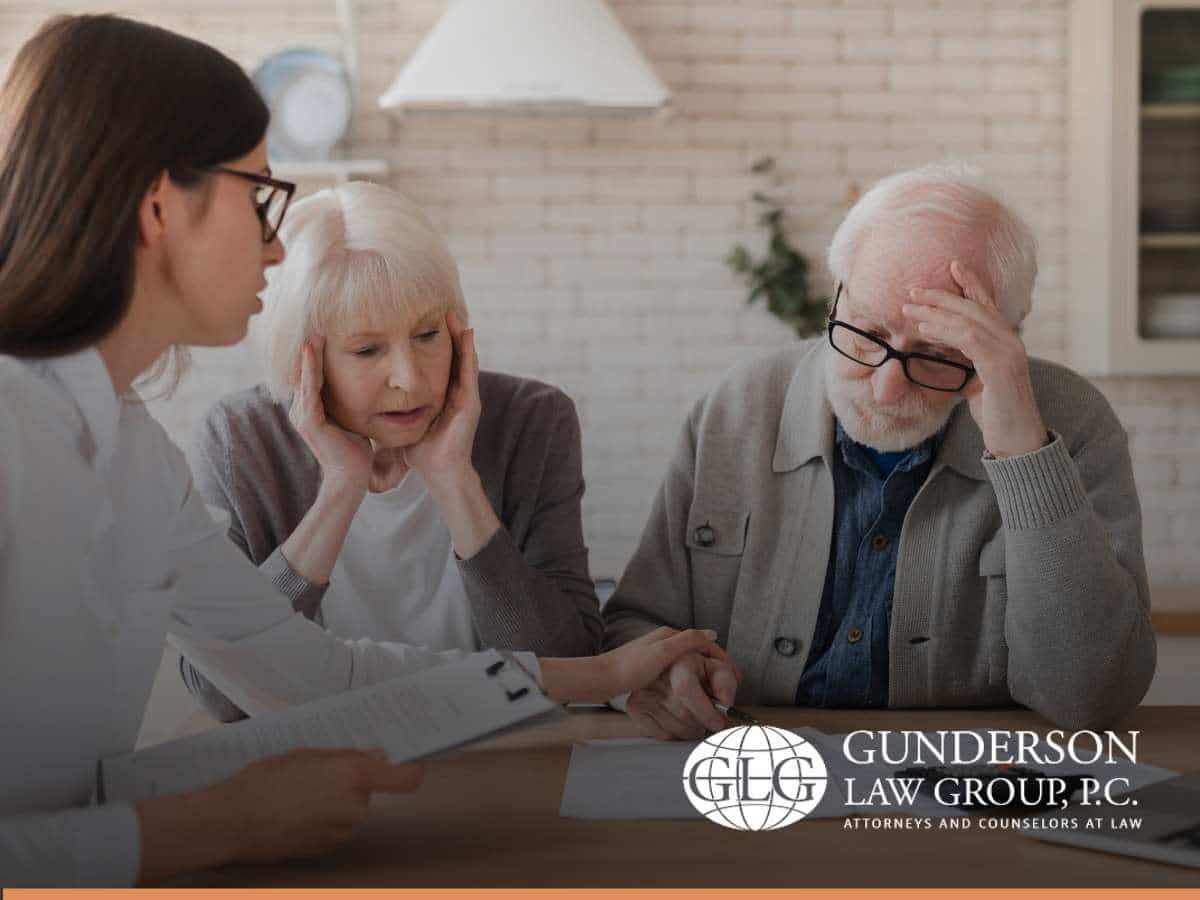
[
  {"left": 603, "top": 162, "right": 1155, "bottom": 738},
  {"left": 181, "top": 181, "right": 603, "bottom": 721}
]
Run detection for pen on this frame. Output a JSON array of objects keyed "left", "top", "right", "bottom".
[{"left": 714, "top": 702, "right": 758, "bottom": 725}]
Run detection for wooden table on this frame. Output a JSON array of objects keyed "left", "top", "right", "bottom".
[{"left": 171, "top": 706, "right": 1200, "bottom": 888}]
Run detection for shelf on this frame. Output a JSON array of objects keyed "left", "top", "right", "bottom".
[
  {"left": 1069, "top": 1, "right": 1200, "bottom": 374},
  {"left": 1138, "top": 232, "right": 1200, "bottom": 248},
  {"left": 268, "top": 158, "right": 389, "bottom": 183},
  {"left": 1141, "top": 103, "right": 1200, "bottom": 119}
]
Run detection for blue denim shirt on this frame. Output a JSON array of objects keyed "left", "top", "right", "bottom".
[{"left": 795, "top": 422, "right": 940, "bottom": 708}]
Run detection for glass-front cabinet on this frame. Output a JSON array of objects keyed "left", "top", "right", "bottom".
[{"left": 1070, "top": 0, "right": 1200, "bottom": 373}]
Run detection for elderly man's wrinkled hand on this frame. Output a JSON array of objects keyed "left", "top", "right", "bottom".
[
  {"left": 902, "top": 260, "right": 1049, "bottom": 458},
  {"left": 625, "top": 648, "right": 742, "bottom": 741}
]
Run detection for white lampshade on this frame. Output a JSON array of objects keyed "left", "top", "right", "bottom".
[{"left": 379, "top": 0, "right": 671, "bottom": 113}]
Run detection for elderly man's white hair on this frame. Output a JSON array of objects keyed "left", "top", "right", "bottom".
[
  {"left": 826, "top": 162, "right": 1038, "bottom": 326},
  {"left": 255, "top": 181, "right": 468, "bottom": 401}
]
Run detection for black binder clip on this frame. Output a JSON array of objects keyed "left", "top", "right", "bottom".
[{"left": 485, "top": 655, "right": 530, "bottom": 701}]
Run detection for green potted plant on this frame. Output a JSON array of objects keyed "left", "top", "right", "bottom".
[{"left": 726, "top": 157, "right": 829, "bottom": 337}]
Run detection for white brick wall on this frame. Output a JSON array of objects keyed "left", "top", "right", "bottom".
[{"left": 3, "top": 0, "right": 1198, "bottom": 585}]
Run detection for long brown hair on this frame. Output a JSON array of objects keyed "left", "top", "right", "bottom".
[{"left": 0, "top": 14, "right": 269, "bottom": 357}]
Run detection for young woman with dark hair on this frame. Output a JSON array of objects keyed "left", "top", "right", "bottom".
[{"left": 0, "top": 14, "right": 727, "bottom": 886}]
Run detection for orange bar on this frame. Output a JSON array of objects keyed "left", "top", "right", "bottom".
[{"left": 7, "top": 890, "right": 1200, "bottom": 899}]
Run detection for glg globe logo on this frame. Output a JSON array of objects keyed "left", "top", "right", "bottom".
[{"left": 682, "top": 725, "right": 827, "bottom": 830}]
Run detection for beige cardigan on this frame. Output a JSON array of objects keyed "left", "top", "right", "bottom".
[{"left": 604, "top": 339, "right": 1156, "bottom": 729}]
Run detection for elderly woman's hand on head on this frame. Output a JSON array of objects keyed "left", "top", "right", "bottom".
[
  {"left": 402, "top": 311, "right": 481, "bottom": 488},
  {"left": 401, "top": 311, "right": 503, "bottom": 560},
  {"left": 288, "top": 336, "right": 407, "bottom": 496},
  {"left": 274, "top": 334, "right": 410, "bottom": 588}
]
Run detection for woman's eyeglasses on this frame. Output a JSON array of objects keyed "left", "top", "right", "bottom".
[{"left": 206, "top": 167, "right": 296, "bottom": 244}]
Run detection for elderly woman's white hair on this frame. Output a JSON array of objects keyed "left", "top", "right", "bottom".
[
  {"left": 827, "top": 162, "right": 1038, "bottom": 326},
  {"left": 255, "top": 181, "right": 467, "bottom": 401}
]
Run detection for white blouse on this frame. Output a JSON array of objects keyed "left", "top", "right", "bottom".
[{"left": 0, "top": 349, "right": 532, "bottom": 886}]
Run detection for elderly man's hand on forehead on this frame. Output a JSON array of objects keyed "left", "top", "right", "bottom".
[{"left": 902, "top": 260, "right": 1049, "bottom": 459}]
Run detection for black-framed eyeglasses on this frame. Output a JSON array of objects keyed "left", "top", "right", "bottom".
[
  {"left": 206, "top": 166, "right": 296, "bottom": 244},
  {"left": 827, "top": 283, "right": 976, "bottom": 392}
]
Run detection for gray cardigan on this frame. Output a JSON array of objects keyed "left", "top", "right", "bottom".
[
  {"left": 604, "top": 339, "right": 1156, "bottom": 729},
  {"left": 182, "top": 371, "right": 602, "bottom": 721}
]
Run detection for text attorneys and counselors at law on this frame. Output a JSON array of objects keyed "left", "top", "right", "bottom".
[
  {"left": 0, "top": 14, "right": 730, "bottom": 887},
  {"left": 605, "top": 163, "right": 1156, "bottom": 737},
  {"left": 180, "top": 182, "right": 601, "bottom": 722}
]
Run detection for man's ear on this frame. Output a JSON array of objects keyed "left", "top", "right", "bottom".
[{"left": 135, "top": 171, "right": 171, "bottom": 247}]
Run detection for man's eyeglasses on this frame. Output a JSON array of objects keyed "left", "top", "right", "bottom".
[
  {"left": 206, "top": 167, "right": 296, "bottom": 244},
  {"left": 827, "top": 283, "right": 976, "bottom": 392}
]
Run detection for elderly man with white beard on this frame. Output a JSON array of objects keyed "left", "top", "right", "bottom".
[{"left": 603, "top": 163, "right": 1156, "bottom": 736}]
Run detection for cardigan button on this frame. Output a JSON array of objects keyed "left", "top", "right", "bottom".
[
  {"left": 847, "top": 627, "right": 864, "bottom": 644},
  {"left": 694, "top": 524, "right": 716, "bottom": 547},
  {"left": 774, "top": 636, "right": 799, "bottom": 657}
]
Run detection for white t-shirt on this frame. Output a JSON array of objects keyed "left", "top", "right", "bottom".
[{"left": 324, "top": 472, "right": 478, "bottom": 651}]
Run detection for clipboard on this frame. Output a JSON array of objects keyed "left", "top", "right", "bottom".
[{"left": 100, "top": 649, "right": 564, "bottom": 803}]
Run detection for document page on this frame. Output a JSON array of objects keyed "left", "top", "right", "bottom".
[
  {"left": 103, "top": 650, "right": 560, "bottom": 803},
  {"left": 559, "top": 739, "right": 697, "bottom": 819}
]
